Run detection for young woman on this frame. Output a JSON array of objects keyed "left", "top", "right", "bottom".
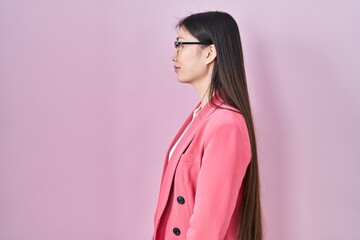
[{"left": 152, "top": 11, "right": 262, "bottom": 240}]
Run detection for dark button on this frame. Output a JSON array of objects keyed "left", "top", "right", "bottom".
[
  {"left": 173, "top": 227, "right": 181, "bottom": 236},
  {"left": 177, "top": 196, "right": 185, "bottom": 204}
]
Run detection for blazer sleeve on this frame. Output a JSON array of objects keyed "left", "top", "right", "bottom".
[{"left": 185, "top": 118, "right": 252, "bottom": 240}]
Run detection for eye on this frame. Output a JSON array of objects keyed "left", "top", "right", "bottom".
[{"left": 174, "top": 41, "right": 182, "bottom": 49}]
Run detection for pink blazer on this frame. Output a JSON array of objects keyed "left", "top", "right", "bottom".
[{"left": 152, "top": 95, "right": 252, "bottom": 240}]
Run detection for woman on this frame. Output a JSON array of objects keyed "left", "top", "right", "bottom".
[{"left": 152, "top": 11, "right": 262, "bottom": 240}]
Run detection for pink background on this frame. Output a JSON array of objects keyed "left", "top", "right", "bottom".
[{"left": 1, "top": 0, "right": 359, "bottom": 239}]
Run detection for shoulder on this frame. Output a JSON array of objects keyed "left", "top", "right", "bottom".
[
  {"left": 200, "top": 104, "right": 251, "bottom": 154},
  {"left": 209, "top": 104, "right": 246, "bottom": 126},
  {"left": 204, "top": 104, "right": 248, "bottom": 135}
]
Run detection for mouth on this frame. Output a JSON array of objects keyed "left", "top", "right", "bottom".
[{"left": 174, "top": 66, "right": 180, "bottom": 72}]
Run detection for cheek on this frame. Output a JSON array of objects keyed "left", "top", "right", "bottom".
[
  {"left": 179, "top": 53, "right": 201, "bottom": 72},
  {"left": 179, "top": 61, "right": 206, "bottom": 82},
  {"left": 177, "top": 50, "right": 207, "bottom": 81}
]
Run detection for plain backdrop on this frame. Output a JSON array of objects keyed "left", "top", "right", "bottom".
[{"left": 0, "top": 0, "right": 359, "bottom": 239}]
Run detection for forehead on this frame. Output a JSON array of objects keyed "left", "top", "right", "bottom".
[{"left": 176, "top": 27, "right": 196, "bottom": 40}]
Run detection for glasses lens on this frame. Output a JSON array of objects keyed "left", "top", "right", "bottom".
[{"left": 174, "top": 41, "right": 181, "bottom": 49}]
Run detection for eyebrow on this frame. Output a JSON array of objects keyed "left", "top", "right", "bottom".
[{"left": 176, "top": 37, "right": 185, "bottom": 40}]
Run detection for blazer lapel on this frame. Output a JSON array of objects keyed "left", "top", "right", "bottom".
[
  {"left": 154, "top": 96, "right": 224, "bottom": 227},
  {"left": 153, "top": 103, "right": 198, "bottom": 224}
]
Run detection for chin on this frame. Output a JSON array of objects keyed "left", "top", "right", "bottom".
[{"left": 177, "top": 76, "right": 192, "bottom": 84}]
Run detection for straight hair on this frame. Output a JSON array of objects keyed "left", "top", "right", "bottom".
[{"left": 177, "top": 11, "right": 263, "bottom": 240}]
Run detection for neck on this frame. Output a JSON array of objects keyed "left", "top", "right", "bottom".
[
  {"left": 192, "top": 65, "right": 213, "bottom": 109},
  {"left": 192, "top": 79, "right": 211, "bottom": 107},
  {"left": 199, "top": 86, "right": 210, "bottom": 109}
]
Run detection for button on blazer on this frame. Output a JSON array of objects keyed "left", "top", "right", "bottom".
[{"left": 152, "top": 95, "right": 252, "bottom": 240}]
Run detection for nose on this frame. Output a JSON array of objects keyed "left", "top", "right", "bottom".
[{"left": 172, "top": 50, "right": 177, "bottom": 62}]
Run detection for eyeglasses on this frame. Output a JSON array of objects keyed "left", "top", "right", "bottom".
[{"left": 174, "top": 41, "right": 207, "bottom": 50}]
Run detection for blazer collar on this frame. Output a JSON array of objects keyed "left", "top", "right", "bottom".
[{"left": 154, "top": 94, "right": 224, "bottom": 227}]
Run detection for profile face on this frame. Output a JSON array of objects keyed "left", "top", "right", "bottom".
[{"left": 172, "top": 27, "right": 209, "bottom": 85}]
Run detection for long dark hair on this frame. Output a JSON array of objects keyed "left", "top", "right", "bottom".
[{"left": 177, "top": 11, "right": 262, "bottom": 240}]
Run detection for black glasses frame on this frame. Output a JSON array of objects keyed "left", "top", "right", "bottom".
[{"left": 174, "top": 41, "right": 208, "bottom": 49}]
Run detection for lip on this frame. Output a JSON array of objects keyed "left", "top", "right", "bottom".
[{"left": 174, "top": 66, "right": 180, "bottom": 72}]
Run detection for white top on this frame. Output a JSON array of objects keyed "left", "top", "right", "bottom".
[{"left": 168, "top": 106, "right": 202, "bottom": 161}]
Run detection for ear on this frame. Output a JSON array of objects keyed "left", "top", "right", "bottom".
[{"left": 205, "top": 44, "right": 217, "bottom": 65}]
